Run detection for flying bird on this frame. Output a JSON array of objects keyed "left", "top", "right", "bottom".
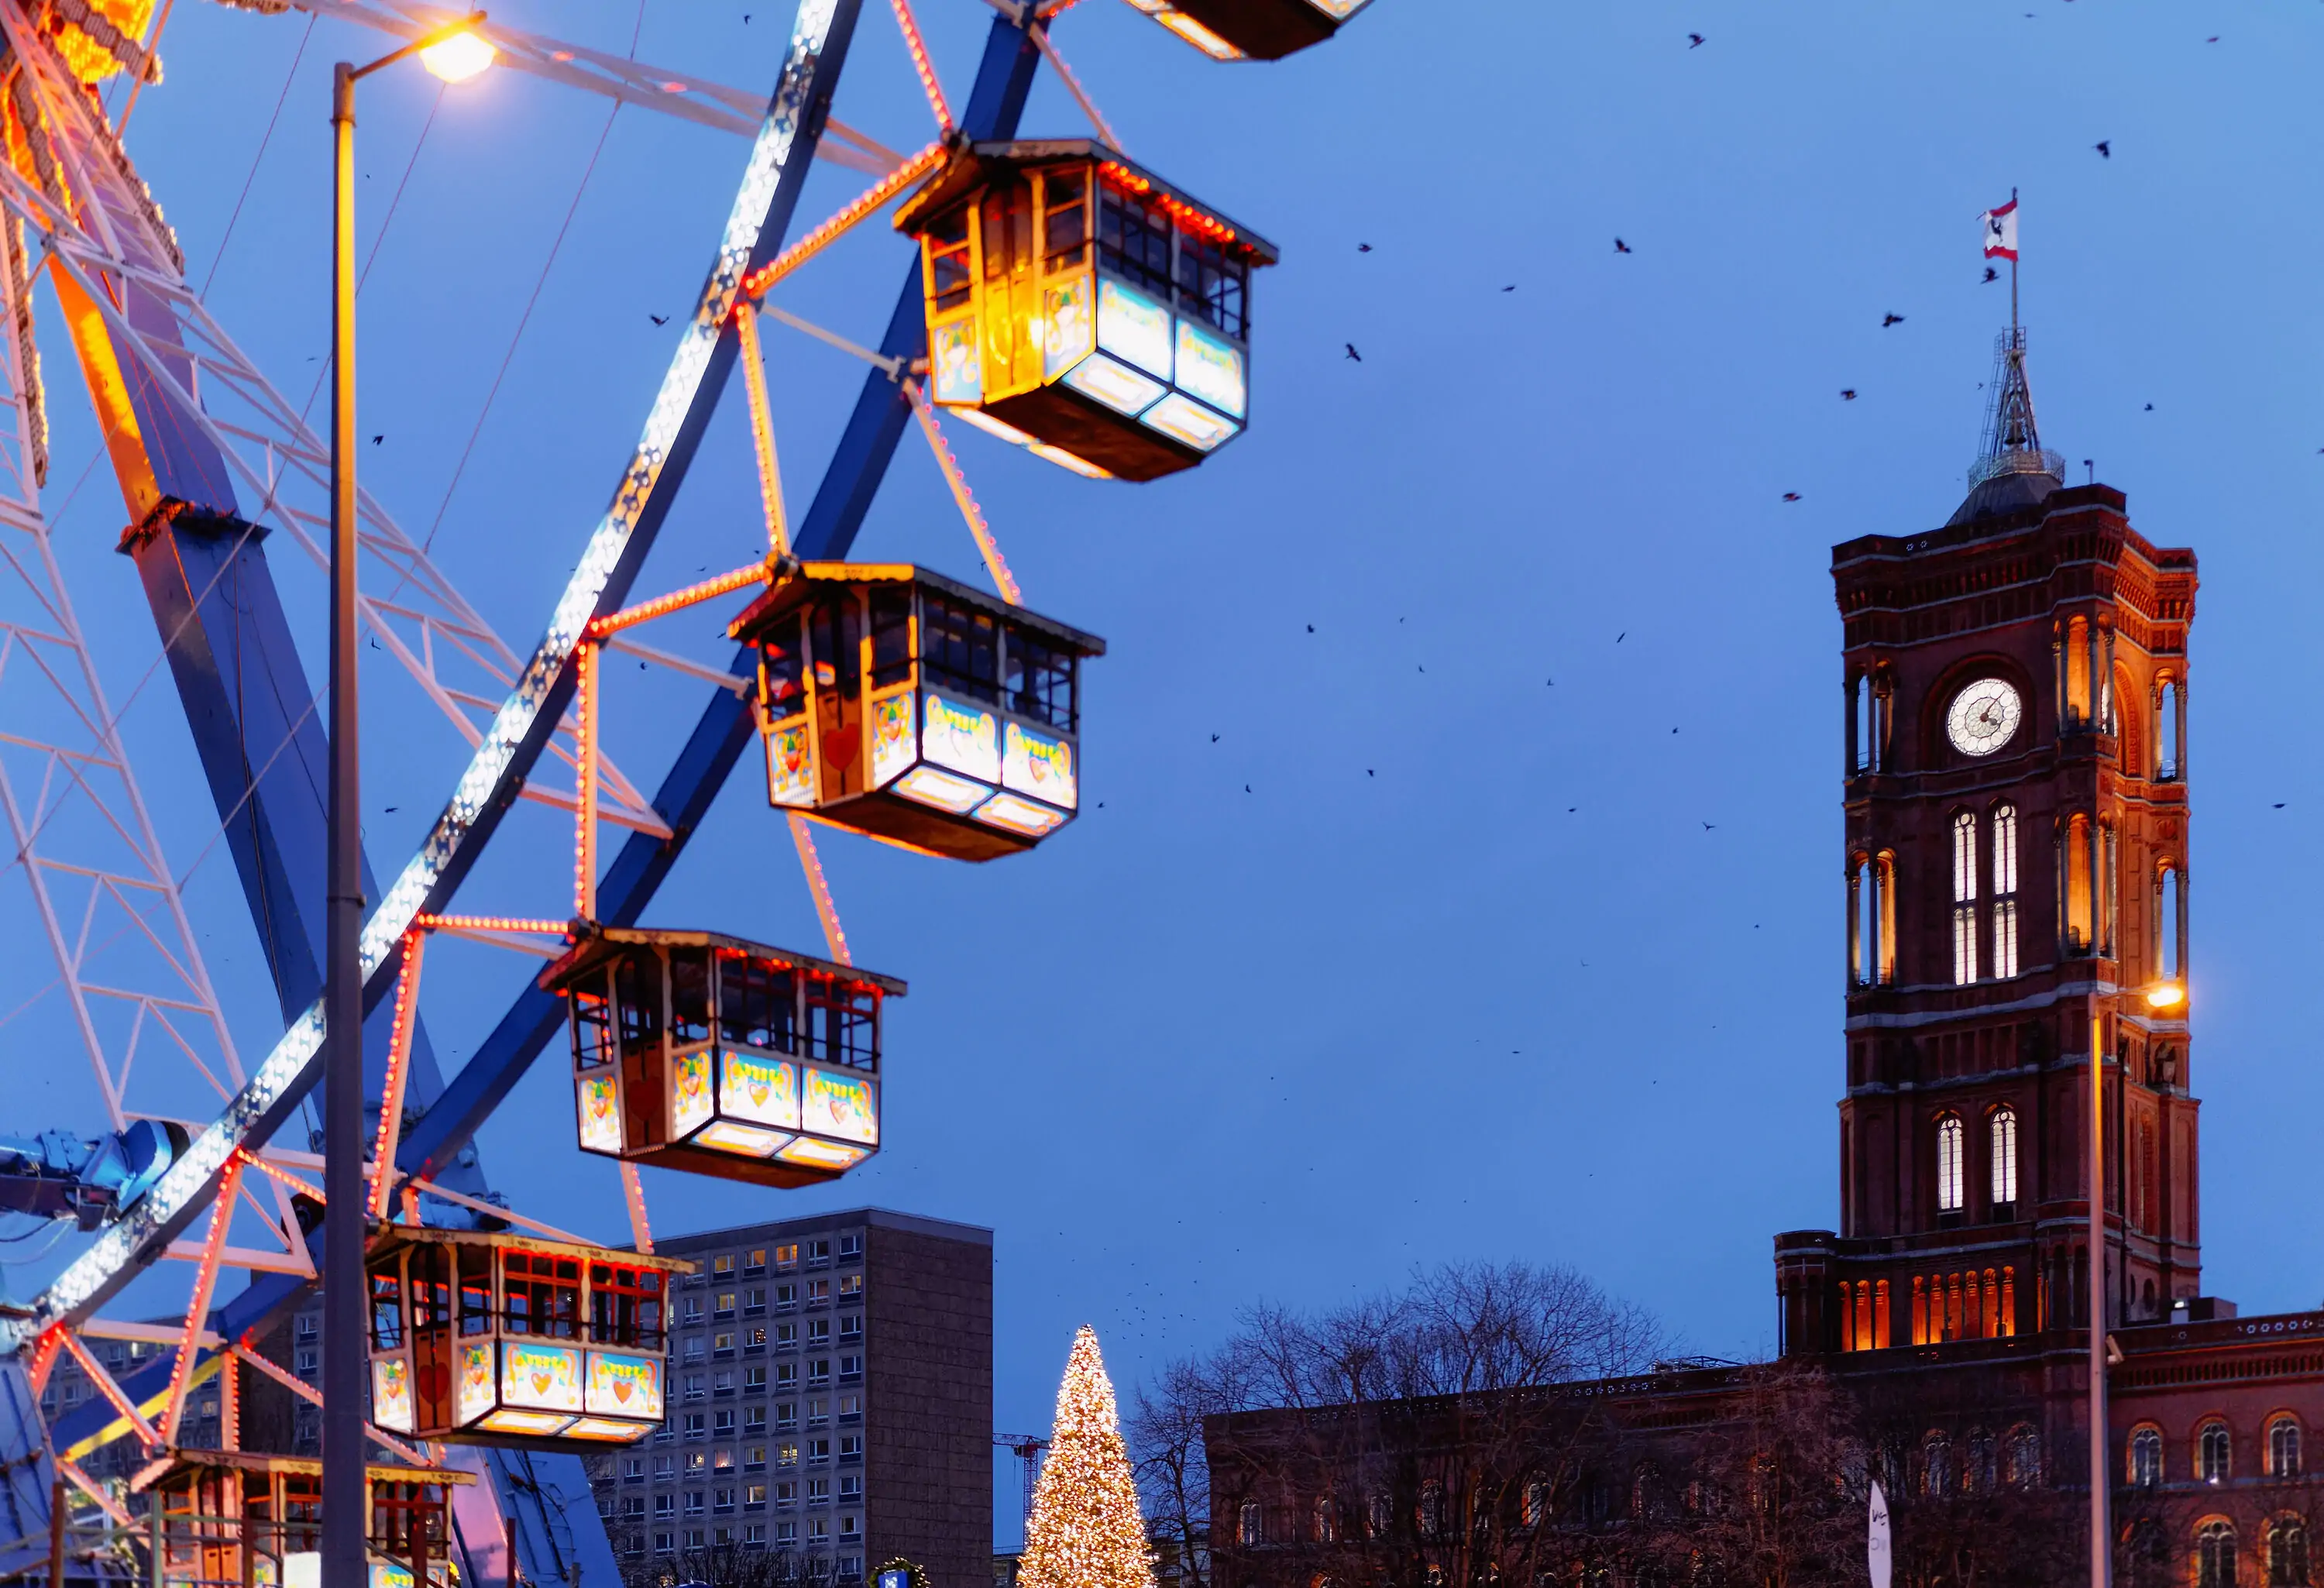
[
  {"left": 649, "top": 313, "right": 670, "bottom": 326},
  {"left": 2095, "top": 139, "right": 2111, "bottom": 158},
  {"left": 1210, "top": 733, "right": 1220, "bottom": 743},
  {"left": 1357, "top": 242, "right": 1373, "bottom": 253},
  {"left": 1841, "top": 389, "right": 1858, "bottom": 400},
  {"left": 370, "top": 435, "right": 383, "bottom": 445},
  {"left": 1783, "top": 492, "right": 1802, "bottom": 502},
  {"left": 1305, "top": 624, "right": 1314, "bottom": 632},
  {"left": 2144, "top": 403, "right": 2154, "bottom": 411},
  {"left": 1686, "top": 32, "right": 1704, "bottom": 46},
  {"left": 1702, "top": 822, "right": 1716, "bottom": 830},
  {"left": 1614, "top": 238, "right": 1632, "bottom": 254},
  {"left": 2274, "top": 803, "right": 2287, "bottom": 809},
  {"left": 1502, "top": 284, "right": 1516, "bottom": 292},
  {"left": 1881, "top": 312, "right": 1905, "bottom": 327},
  {"left": 1367, "top": 770, "right": 1374, "bottom": 777},
  {"left": 1244, "top": 785, "right": 1251, "bottom": 793},
  {"left": 1983, "top": 266, "right": 1999, "bottom": 283},
  {"left": 1616, "top": 632, "right": 1625, "bottom": 643},
  {"left": 1344, "top": 342, "right": 1362, "bottom": 361}
]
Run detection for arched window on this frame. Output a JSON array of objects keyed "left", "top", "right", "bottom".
[
  {"left": 1417, "top": 1479, "right": 1444, "bottom": 1538},
  {"left": 1521, "top": 1481, "right": 1549, "bottom": 1529},
  {"left": 1850, "top": 854, "right": 1895, "bottom": 987},
  {"left": 2004, "top": 1424, "right": 2040, "bottom": 1488},
  {"left": 1367, "top": 1493, "right": 1391, "bottom": 1539},
  {"left": 1990, "top": 1105, "right": 2018, "bottom": 1210},
  {"left": 2201, "top": 1521, "right": 2240, "bottom": 1588},
  {"left": 1936, "top": 1115, "right": 1966, "bottom": 1214},
  {"left": 2270, "top": 1519, "right": 2309, "bottom": 1587},
  {"left": 2159, "top": 863, "right": 2184, "bottom": 981},
  {"left": 2158, "top": 679, "right": 2182, "bottom": 780},
  {"left": 1951, "top": 812, "right": 1979, "bottom": 983},
  {"left": 1853, "top": 675, "right": 1876, "bottom": 773},
  {"left": 1991, "top": 804, "right": 2020, "bottom": 978},
  {"left": 1965, "top": 1428, "right": 1996, "bottom": 1494},
  {"left": 1239, "top": 1500, "right": 1263, "bottom": 1546},
  {"left": 1920, "top": 1434, "right": 1952, "bottom": 1497},
  {"left": 2131, "top": 1425, "right": 2164, "bottom": 1488},
  {"left": 1312, "top": 1497, "right": 1337, "bottom": 1542},
  {"left": 2271, "top": 1417, "right": 2303, "bottom": 1480},
  {"left": 2065, "top": 813, "right": 2095, "bottom": 952},
  {"left": 2202, "top": 1421, "right": 2233, "bottom": 1484}
]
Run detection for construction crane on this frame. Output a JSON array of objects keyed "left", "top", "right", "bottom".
[{"left": 995, "top": 1432, "right": 1050, "bottom": 1519}]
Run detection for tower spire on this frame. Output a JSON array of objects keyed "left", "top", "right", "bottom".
[{"left": 1968, "top": 189, "right": 2061, "bottom": 497}]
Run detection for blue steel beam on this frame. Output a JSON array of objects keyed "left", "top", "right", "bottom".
[
  {"left": 392, "top": 9, "right": 1043, "bottom": 1189},
  {"left": 41, "top": 0, "right": 870, "bottom": 1455}
]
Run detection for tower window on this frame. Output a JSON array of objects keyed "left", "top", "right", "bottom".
[
  {"left": 2158, "top": 863, "right": 2184, "bottom": 982},
  {"left": 1989, "top": 1105, "right": 2017, "bottom": 1209},
  {"left": 1849, "top": 854, "right": 1895, "bottom": 988},
  {"left": 2270, "top": 1521, "right": 2308, "bottom": 1588},
  {"left": 1935, "top": 1115, "right": 1965, "bottom": 1214},
  {"left": 1991, "top": 805, "right": 2019, "bottom": 978},
  {"left": 1951, "top": 812, "right": 1978, "bottom": 985},
  {"left": 2158, "top": 679, "right": 2182, "bottom": 780}
]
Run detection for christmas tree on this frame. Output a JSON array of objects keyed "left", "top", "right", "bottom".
[{"left": 1021, "top": 1326, "right": 1157, "bottom": 1588}]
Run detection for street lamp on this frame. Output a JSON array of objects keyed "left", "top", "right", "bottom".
[
  {"left": 321, "top": 17, "right": 493, "bottom": 1588},
  {"left": 2089, "top": 976, "right": 2188, "bottom": 1588}
]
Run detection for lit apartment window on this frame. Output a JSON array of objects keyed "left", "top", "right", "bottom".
[
  {"left": 715, "top": 1292, "right": 738, "bottom": 1318},
  {"left": 745, "top": 1249, "right": 768, "bottom": 1274},
  {"left": 1935, "top": 1115, "right": 1965, "bottom": 1213},
  {"left": 746, "top": 1485, "right": 767, "bottom": 1511},
  {"left": 713, "top": 1449, "right": 735, "bottom": 1471},
  {"left": 837, "top": 1274, "right": 862, "bottom": 1298},
  {"left": 713, "top": 1255, "right": 736, "bottom": 1277},
  {"left": 775, "top": 1245, "right": 799, "bottom": 1271}
]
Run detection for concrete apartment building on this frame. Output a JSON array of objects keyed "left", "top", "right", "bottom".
[{"left": 585, "top": 1208, "right": 992, "bottom": 1588}]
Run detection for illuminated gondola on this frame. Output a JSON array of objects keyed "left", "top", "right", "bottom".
[
  {"left": 131, "top": 1449, "right": 472, "bottom": 1588},
  {"left": 1124, "top": 0, "right": 1375, "bottom": 60},
  {"left": 364, "top": 1223, "right": 692, "bottom": 1449},
  {"left": 895, "top": 139, "right": 1277, "bottom": 482},
  {"left": 546, "top": 926, "right": 903, "bottom": 1185},
  {"left": 728, "top": 562, "right": 1103, "bottom": 860}
]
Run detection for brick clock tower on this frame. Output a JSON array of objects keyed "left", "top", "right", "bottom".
[{"left": 1777, "top": 333, "right": 2201, "bottom": 1356}]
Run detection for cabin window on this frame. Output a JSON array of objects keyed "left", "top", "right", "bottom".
[
  {"left": 593, "top": 1263, "right": 669, "bottom": 1351},
  {"left": 506, "top": 1250, "right": 583, "bottom": 1340},
  {"left": 1098, "top": 183, "right": 1174, "bottom": 299},
  {"left": 1042, "top": 173, "right": 1088, "bottom": 270},
  {"left": 807, "top": 596, "right": 864, "bottom": 699},
  {"left": 1006, "top": 627, "right": 1078, "bottom": 731},
  {"left": 671, "top": 953, "right": 713, "bottom": 1047},
  {"left": 1175, "top": 232, "right": 1248, "bottom": 341},
  {"left": 370, "top": 1270, "right": 404, "bottom": 1352},
  {"left": 616, "top": 956, "right": 661, "bottom": 1060},
  {"left": 718, "top": 954, "right": 798, "bottom": 1055},
  {"left": 459, "top": 1259, "right": 493, "bottom": 1337},
  {"left": 409, "top": 1243, "right": 452, "bottom": 1332},
  {"left": 760, "top": 620, "right": 807, "bottom": 720},
  {"left": 1936, "top": 1115, "right": 1965, "bottom": 1213},
  {"left": 868, "top": 587, "right": 914, "bottom": 691},
  {"left": 927, "top": 208, "right": 973, "bottom": 313},
  {"left": 980, "top": 181, "right": 1032, "bottom": 280},
  {"left": 804, "top": 974, "right": 878, "bottom": 1070},
  {"left": 920, "top": 593, "right": 1000, "bottom": 703}
]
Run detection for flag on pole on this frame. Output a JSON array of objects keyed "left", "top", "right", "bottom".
[{"left": 1982, "top": 198, "right": 2019, "bottom": 260}]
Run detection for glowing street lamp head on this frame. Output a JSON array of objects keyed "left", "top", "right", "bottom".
[
  {"left": 2146, "top": 981, "right": 2186, "bottom": 1011},
  {"left": 421, "top": 29, "right": 496, "bottom": 83}
]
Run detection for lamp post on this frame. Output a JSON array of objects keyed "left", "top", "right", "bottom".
[
  {"left": 2088, "top": 977, "right": 2185, "bottom": 1588},
  {"left": 321, "top": 19, "right": 493, "bottom": 1588}
]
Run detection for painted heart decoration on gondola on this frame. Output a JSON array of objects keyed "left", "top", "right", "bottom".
[
  {"left": 417, "top": 1364, "right": 449, "bottom": 1404},
  {"left": 531, "top": 1367, "right": 555, "bottom": 1396},
  {"left": 611, "top": 1378, "right": 634, "bottom": 1404}
]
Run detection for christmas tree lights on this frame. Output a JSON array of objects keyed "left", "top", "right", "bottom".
[{"left": 1022, "top": 1326, "right": 1157, "bottom": 1588}]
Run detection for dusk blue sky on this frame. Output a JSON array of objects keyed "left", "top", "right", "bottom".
[{"left": 5, "top": 0, "right": 2323, "bottom": 1548}]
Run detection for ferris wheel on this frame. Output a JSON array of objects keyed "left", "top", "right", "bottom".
[{"left": 0, "top": 0, "right": 1368, "bottom": 1581}]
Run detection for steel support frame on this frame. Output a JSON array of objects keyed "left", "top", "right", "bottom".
[{"left": 35, "top": 12, "right": 888, "bottom": 1579}]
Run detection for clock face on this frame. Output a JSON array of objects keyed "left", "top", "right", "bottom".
[{"left": 1946, "top": 678, "right": 2023, "bottom": 758}]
